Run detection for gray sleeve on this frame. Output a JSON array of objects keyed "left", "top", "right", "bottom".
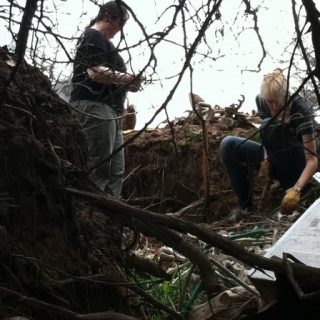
[{"left": 290, "top": 95, "right": 315, "bottom": 136}]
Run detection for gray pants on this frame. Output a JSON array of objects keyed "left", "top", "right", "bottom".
[{"left": 71, "top": 100, "right": 124, "bottom": 198}]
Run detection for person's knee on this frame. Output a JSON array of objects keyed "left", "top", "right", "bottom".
[{"left": 220, "top": 136, "right": 239, "bottom": 158}]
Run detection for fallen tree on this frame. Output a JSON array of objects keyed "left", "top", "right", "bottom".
[{"left": 1, "top": 45, "right": 320, "bottom": 320}]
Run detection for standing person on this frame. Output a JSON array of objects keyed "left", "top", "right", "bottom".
[
  {"left": 220, "top": 69, "right": 318, "bottom": 222},
  {"left": 70, "top": 1, "right": 143, "bottom": 198}
]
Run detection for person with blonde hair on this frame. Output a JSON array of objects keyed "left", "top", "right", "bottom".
[
  {"left": 220, "top": 69, "right": 318, "bottom": 222},
  {"left": 260, "top": 68, "right": 287, "bottom": 103}
]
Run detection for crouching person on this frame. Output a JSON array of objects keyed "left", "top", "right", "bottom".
[{"left": 220, "top": 68, "right": 318, "bottom": 223}]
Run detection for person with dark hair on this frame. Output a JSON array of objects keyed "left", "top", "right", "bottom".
[
  {"left": 220, "top": 69, "right": 318, "bottom": 222},
  {"left": 70, "top": 1, "right": 143, "bottom": 198}
]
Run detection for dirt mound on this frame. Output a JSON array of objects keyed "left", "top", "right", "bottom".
[
  {"left": 123, "top": 102, "right": 282, "bottom": 217},
  {"left": 2, "top": 45, "right": 319, "bottom": 320},
  {"left": 0, "top": 47, "right": 135, "bottom": 319}
]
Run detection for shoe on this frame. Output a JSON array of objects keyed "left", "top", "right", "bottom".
[{"left": 227, "top": 207, "right": 250, "bottom": 223}]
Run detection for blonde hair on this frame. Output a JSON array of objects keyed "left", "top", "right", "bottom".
[{"left": 260, "top": 68, "right": 287, "bottom": 102}]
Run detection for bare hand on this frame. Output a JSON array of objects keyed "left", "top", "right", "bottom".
[{"left": 123, "top": 74, "right": 144, "bottom": 92}]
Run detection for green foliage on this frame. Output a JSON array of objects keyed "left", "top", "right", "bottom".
[{"left": 132, "top": 270, "right": 189, "bottom": 320}]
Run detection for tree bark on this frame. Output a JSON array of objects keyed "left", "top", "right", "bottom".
[
  {"left": 301, "top": 0, "right": 320, "bottom": 80},
  {"left": 15, "top": 0, "right": 39, "bottom": 59}
]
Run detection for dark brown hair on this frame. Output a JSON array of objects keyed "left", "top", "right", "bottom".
[{"left": 88, "top": 1, "right": 129, "bottom": 28}]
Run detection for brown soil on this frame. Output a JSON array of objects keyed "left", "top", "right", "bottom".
[
  {"left": 1, "top": 45, "right": 319, "bottom": 320},
  {"left": 0, "top": 46, "right": 137, "bottom": 319},
  {"left": 122, "top": 108, "right": 282, "bottom": 219}
]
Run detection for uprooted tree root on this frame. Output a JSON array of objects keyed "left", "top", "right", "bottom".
[
  {"left": 1, "top": 46, "right": 320, "bottom": 320},
  {"left": 67, "top": 188, "right": 320, "bottom": 289},
  {"left": 0, "top": 47, "right": 143, "bottom": 320}
]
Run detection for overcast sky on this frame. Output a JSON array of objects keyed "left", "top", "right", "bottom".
[
  {"left": 1, "top": 0, "right": 312, "bottom": 128},
  {"left": 120, "top": 0, "right": 299, "bottom": 128}
]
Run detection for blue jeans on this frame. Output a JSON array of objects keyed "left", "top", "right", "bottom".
[
  {"left": 220, "top": 136, "right": 264, "bottom": 208},
  {"left": 71, "top": 100, "right": 124, "bottom": 198}
]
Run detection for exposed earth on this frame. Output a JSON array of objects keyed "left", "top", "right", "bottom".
[
  {"left": 1, "top": 46, "right": 320, "bottom": 320},
  {"left": 123, "top": 103, "right": 282, "bottom": 217}
]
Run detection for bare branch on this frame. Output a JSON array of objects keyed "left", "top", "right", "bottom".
[{"left": 15, "top": 0, "right": 39, "bottom": 59}]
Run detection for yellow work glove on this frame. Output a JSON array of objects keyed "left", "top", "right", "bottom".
[
  {"left": 280, "top": 187, "right": 301, "bottom": 215},
  {"left": 259, "top": 159, "right": 270, "bottom": 179}
]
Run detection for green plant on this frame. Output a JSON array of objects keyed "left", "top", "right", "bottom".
[{"left": 131, "top": 269, "right": 186, "bottom": 319}]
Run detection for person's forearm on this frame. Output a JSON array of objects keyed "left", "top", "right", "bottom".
[
  {"left": 294, "top": 157, "right": 318, "bottom": 190},
  {"left": 294, "top": 134, "right": 319, "bottom": 190},
  {"left": 87, "top": 66, "right": 142, "bottom": 92},
  {"left": 87, "top": 65, "right": 130, "bottom": 86}
]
